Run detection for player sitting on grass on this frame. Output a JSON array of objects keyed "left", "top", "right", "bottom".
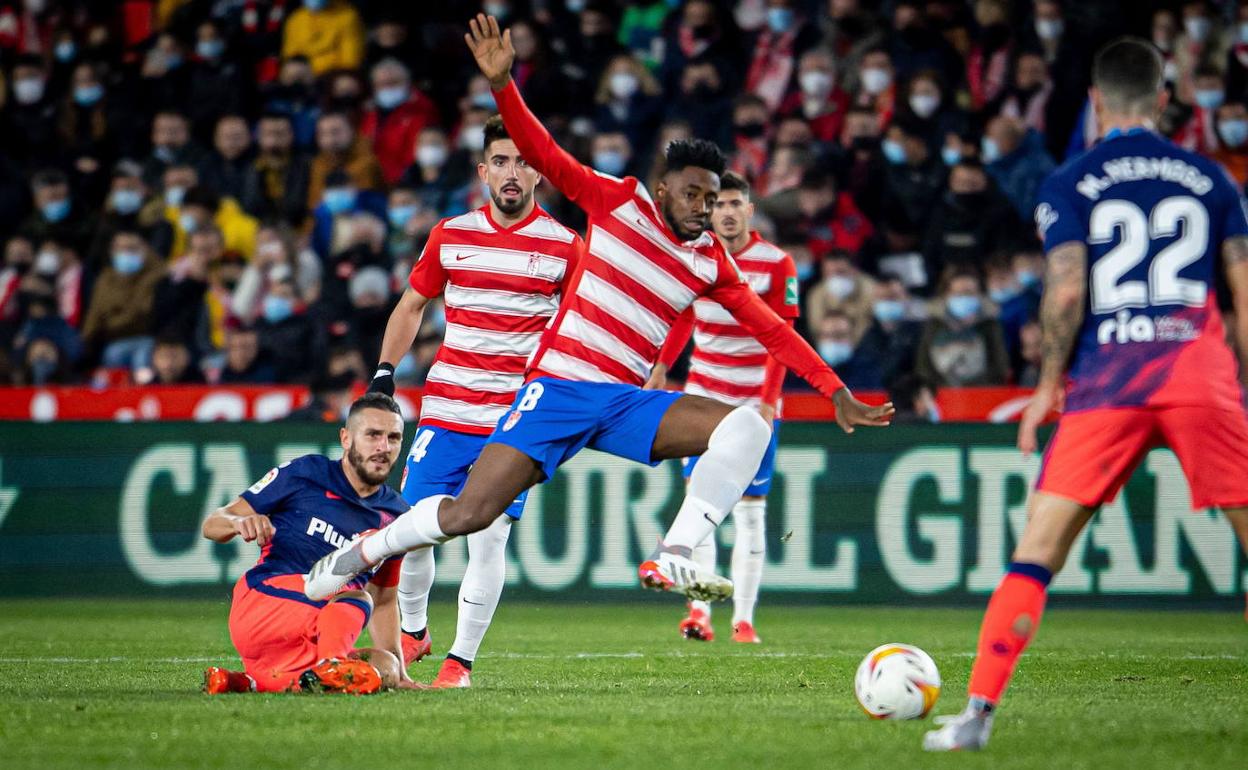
[
  {"left": 302, "top": 14, "right": 893, "bottom": 609},
  {"left": 201, "top": 393, "right": 411, "bottom": 694},
  {"left": 647, "top": 171, "right": 798, "bottom": 644},
  {"left": 924, "top": 37, "right": 1248, "bottom": 751}
]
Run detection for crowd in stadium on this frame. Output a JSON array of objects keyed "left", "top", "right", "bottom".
[{"left": 0, "top": 0, "right": 1245, "bottom": 401}]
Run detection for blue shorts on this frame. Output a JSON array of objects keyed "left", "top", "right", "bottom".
[
  {"left": 487, "top": 377, "right": 684, "bottom": 480},
  {"left": 401, "top": 423, "right": 528, "bottom": 519},
  {"left": 681, "top": 420, "right": 780, "bottom": 496}
]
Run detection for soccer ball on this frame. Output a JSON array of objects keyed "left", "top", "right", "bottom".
[{"left": 853, "top": 643, "right": 941, "bottom": 720}]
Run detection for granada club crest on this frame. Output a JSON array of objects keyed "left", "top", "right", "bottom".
[
  {"left": 527, "top": 252, "right": 541, "bottom": 276},
  {"left": 502, "top": 410, "right": 522, "bottom": 432}
]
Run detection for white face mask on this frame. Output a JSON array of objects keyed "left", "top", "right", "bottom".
[
  {"left": 824, "top": 275, "right": 856, "bottom": 300},
  {"left": 608, "top": 72, "right": 639, "bottom": 100},
  {"left": 416, "top": 144, "right": 448, "bottom": 168},
  {"left": 799, "top": 70, "right": 833, "bottom": 97},
  {"left": 1035, "top": 18, "right": 1063, "bottom": 41},
  {"left": 1184, "top": 16, "right": 1211, "bottom": 43},
  {"left": 909, "top": 93, "right": 940, "bottom": 118},
  {"left": 14, "top": 77, "right": 45, "bottom": 105},
  {"left": 860, "top": 67, "right": 891, "bottom": 95},
  {"left": 459, "top": 125, "right": 486, "bottom": 151}
]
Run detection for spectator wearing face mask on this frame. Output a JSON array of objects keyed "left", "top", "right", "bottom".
[
  {"left": 385, "top": 186, "right": 437, "bottom": 270},
  {"left": 255, "top": 277, "right": 325, "bottom": 383},
  {"left": 261, "top": 57, "right": 321, "bottom": 150},
  {"left": 915, "top": 268, "right": 1009, "bottom": 387},
  {"left": 796, "top": 169, "right": 874, "bottom": 260},
  {"left": 88, "top": 160, "right": 173, "bottom": 274},
  {"left": 880, "top": 117, "right": 946, "bottom": 235},
  {"left": 898, "top": 69, "right": 966, "bottom": 153},
  {"left": 3, "top": 54, "right": 58, "bottom": 172},
  {"left": 57, "top": 61, "right": 133, "bottom": 195},
  {"left": 140, "top": 32, "right": 192, "bottom": 114},
  {"left": 805, "top": 251, "right": 877, "bottom": 346},
  {"left": 19, "top": 238, "right": 83, "bottom": 332},
  {"left": 727, "top": 95, "right": 773, "bottom": 186},
  {"left": 593, "top": 55, "right": 664, "bottom": 154},
  {"left": 981, "top": 114, "right": 1055, "bottom": 220},
  {"left": 240, "top": 112, "right": 312, "bottom": 227},
  {"left": 171, "top": 185, "right": 260, "bottom": 262},
  {"left": 187, "top": 20, "right": 249, "bottom": 138},
  {"left": 142, "top": 110, "right": 212, "bottom": 189},
  {"left": 281, "top": 0, "right": 364, "bottom": 75},
  {"left": 396, "top": 126, "right": 474, "bottom": 219},
  {"left": 813, "top": 310, "right": 883, "bottom": 390},
  {"left": 851, "top": 47, "right": 896, "bottom": 126},
  {"left": 0, "top": 237, "right": 35, "bottom": 338},
  {"left": 15, "top": 332, "right": 73, "bottom": 386},
  {"left": 231, "top": 227, "right": 321, "bottom": 324},
  {"left": 590, "top": 131, "right": 636, "bottom": 179},
  {"left": 777, "top": 47, "right": 849, "bottom": 143},
  {"left": 1174, "top": 0, "right": 1229, "bottom": 106},
  {"left": 19, "top": 169, "right": 96, "bottom": 257},
  {"left": 744, "top": 0, "right": 820, "bottom": 113},
  {"left": 81, "top": 230, "right": 165, "bottom": 371},
  {"left": 306, "top": 111, "right": 384, "bottom": 218},
  {"left": 360, "top": 58, "right": 441, "bottom": 186},
  {"left": 1212, "top": 100, "right": 1248, "bottom": 186},
  {"left": 1174, "top": 66, "right": 1227, "bottom": 155},
  {"left": 886, "top": 0, "right": 964, "bottom": 88},
  {"left": 922, "top": 160, "right": 1023, "bottom": 281},
  {"left": 984, "top": 251, "right": 1041, "bottom": 370},
  {"left": 992, "top": 52, "right": 1054, "bottom": 138},
  {"left": 1225, "top": 3, "right": 1248, "bottom": 99},
  {"left": 858, "top": 274, "right": 925, "bottom": 387},
  {"left": 204, "top": 114, "right": 255, "bottom": 204},
  {"left": 659, "top": 0, "right": 742, "bottom": 97},
  {"left": 309, "top": 171, "right": 387, "bottom": 261}
]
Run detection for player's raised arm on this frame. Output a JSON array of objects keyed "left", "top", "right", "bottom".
[
  {"left": 369, "top": 287, "right": 433, "bottom": 396},
  {"left": 709, "top": 279, "right": 893, "bottom": 433},
  {"left": 1017, "top": 239, "right": 1086, "bottom": 454},
  {"left": 201, "top": 497, "right": 274, "bottom": 545},
  {"left": 465, "top": 14, "right": 608, "bottom": 213},
  {"left": 1224, "top": 235, "right": 1248, "bottom": 391}
]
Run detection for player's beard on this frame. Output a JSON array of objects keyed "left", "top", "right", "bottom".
[
  {"left": 347, "top": 444, "right": 392, "bottom": 486},
  {"left": 491, "top": 186, "right": 531, "bottom": 216},
  {"left": 662, "top": 196, "right": 705, "bottom": 242}
]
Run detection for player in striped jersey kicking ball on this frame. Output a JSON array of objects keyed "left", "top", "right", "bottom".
[
  {"left": 304, "top": 14, "right": 893, "bottom": 614},
  {"left": 365, "top": 114, "right": 583, "bottom": 688},
  {"left": 647, "top": 171, "right": 796, "bottom": 644}
]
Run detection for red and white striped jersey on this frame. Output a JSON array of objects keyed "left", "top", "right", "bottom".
[
  {"left": 493, "top": 81, "right": 843, "bottom": 398},
  {"left": 684, "top": 233, "right": 798, "bottom": 407},
  {"left": 407, "top": 204, "right": 583, "bottom": 434}
]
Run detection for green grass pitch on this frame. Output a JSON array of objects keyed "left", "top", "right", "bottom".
[{"left": 0, "top": 599, "right": 1244, "bottom": 769}]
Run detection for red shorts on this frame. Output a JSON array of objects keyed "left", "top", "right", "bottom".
[
  {"left": 228, "top": 574, "right": 367, "bottom": 692},
  {"left": 1036, "top": 405, "right": 1248, "bottom": 510}
]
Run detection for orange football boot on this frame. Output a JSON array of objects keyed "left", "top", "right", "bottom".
[
  {"left": 298, "top": 657, "right": 383, "bottom": 694},
  {"left": 679, "top": 606, "right": 714, "bottom": 641},
  {"left": 731, "top": 621, "right": 761, "bottom": 644},
  {"left": 429, "top": 657, "right": 472, "bottom": 689},
  {"left": 638, "top": 559, "right": 674, "bottom": 592},
  {"left": 401, "top": 628, "right": 432, "bottom": 666},
  {"left": 202, "top": 666, "right": 255, "bottom": 694}
]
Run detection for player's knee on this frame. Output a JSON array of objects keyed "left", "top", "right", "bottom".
[
  {"left": 332, "top": 589, "right": 374, "bottom": 612},
  {"left": 710, "top": 406, "right": 771, "bottom": 455}
]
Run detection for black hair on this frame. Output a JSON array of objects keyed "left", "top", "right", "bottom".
[
  {"left": 181, "top": 185, "right": 221, "bottom": 212},
  {"left": 719, "top": 170, "right": 750, "bottom": 198},
  {"left": 258, "top": 110, "right": 294, "bottom": 125},
  {"left": 348, "top": 392, "right": 402, "bottom": 421},
  {"left": 483, "top": 114, "right": 509, "bottom": 152},
  {"left": 798, "top": 167, "right": 835, "bottom": 191},
  {"left": 31, "top": 168, "right": 69, "bottom": 189},
  {"left": 663, "top": 138, "right": 726, "bottom": 176},
  {"left": 1093, "top": 37, "right": 1164, "bottom": 115}
]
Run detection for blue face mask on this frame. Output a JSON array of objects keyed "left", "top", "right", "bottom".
[
  {"left": 872, "top": 299, "right": 906, "bottom": 324},
  {"left": 111, "top": 250, "right": 145, "bottom": 275},
  {"left": 323, "top": 187, "right": 357, "bottom": 214},
  {"left": 981, "top": 137, "right": 1001, "bottom": 163},
  {"left": 73, "top": 84, "right": 103, "bottom": 107},
  {"left": 818, "top": 340, "right": 853, "bottom": 366},
  {"left": 165, "top": 52, "right": 184, "bottom": 70},
  {"left": 54, "top": 41, "right": 76, "bottom": 62},
  {"left": 196, "top": 39, "right": 225, "bottom": 60},
  {"left": 947, "top": 294, "right": 982, "bottom": 320},
  {"left": 111, "top": 189, "right": 143, "bottom": 215},
  {"left": 593, "top": 150, "right": 627, "bottom": 176},
  {"left": 471, "top": 91, "right": 497, "bottom": 111},
  {"left": 304, "top": 0, "right": 327, "bottom": 10},
  {"left": 1016, "top": 269, "right": 1041, "bottom": 289},
  {"left": 795, "top": 261, "right": 814, "bottom": 281},
  {"left": 989, "top": 286, "right": 1020, "bottom": 304},
  {"left": 42, "top": 198, "right": 71, "bottom": 223},
  {"left": 1219, "top": 118, "right": 1248, "bottom": 148},
  {"left": 164, "top": 186, "right": 186, "bottom": 208},
  {"left": 881, "top": 138, "right": 907, "bottom": 165},
  {"left": 941, "top": 146, "right": 961, "bottom": 166},
  {"left": 388, "top": 204, "right": 419, "bottom": 229},
  {"left": 263, "top": 295, "right": 295, "bottom": 323},
  {"left": 1195, "top": 89, "right": 1225, "bottom": 110},
  {"left": 766, "top": 7, "right": 795, "bottom": 34},
  {"left": 375, "top": 86, "right": 408, "bottom": 110},
  {"left": 179, "top": 212, "right": 199, "bottom": 234}
]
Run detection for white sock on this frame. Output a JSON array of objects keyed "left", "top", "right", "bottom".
[
  {"left": 362, "top": 494, "right": 453, "bottom": 563},
  {"left": 689, "top": 535, "right": 717, "bottom": 616},
  {"left": 731, "top": 499, "right": 766, "bottom": 625},
  {"left": 398, "top": 548, "right": 434, "bottom": 634},
  {"left": 447, "top": 514, "right": 512, "bottom": 663},
  {"left": 663, "top": 406, "right": 771, "bottom": 550}
]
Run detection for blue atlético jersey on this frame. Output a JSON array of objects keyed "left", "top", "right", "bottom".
[
  {"left": 1034, "top": 129, "right": 1248, "bottom": 411},
  {"left": 239, "top": 454, "right": 408, "bottom": 589}
]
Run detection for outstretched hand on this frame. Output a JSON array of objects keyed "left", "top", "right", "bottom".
[
  {"left": 464, "top": 13, "right": 515, "bottom": 90},
  {"left": 832, "top": 388, "right": 894, "bottom": 434},
  {"left": 1017, "top": 383, "right": 1062, "bottom": 455}
]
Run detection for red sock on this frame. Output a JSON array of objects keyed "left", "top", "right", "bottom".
[
  {"left": 315, "top": 599, "right": 370, "bottom": 660},
  {"left": 225, "top": 670, "right": 256, "bottom": 692},
  {"left": 967, "top": 562, "right": 1052, "bottom": 705}
]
